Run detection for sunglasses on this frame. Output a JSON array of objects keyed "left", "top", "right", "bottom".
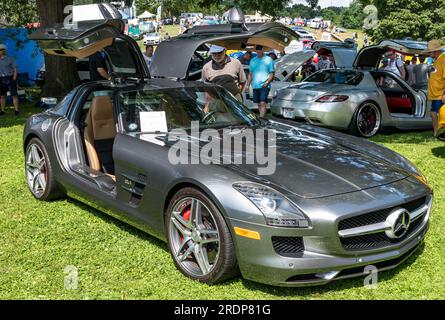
[
  {"left": 0, "top": 49, "right": 5, "bottom": 51},
  {"left": 211, "top": 51, "right": 224, "bottom": 55}
]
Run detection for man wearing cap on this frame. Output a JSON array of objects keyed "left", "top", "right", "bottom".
[
  {"left": 423, "top": 39, "right": 445, "bottom": 136},
  {"left": 201, "top": 44, "right": 246, "bottom": 102},
  {"left": 0, "top": 44, "right": 19, "bottom": 116},
  {"left": 245, "top": 45, "right": 275, "bottom": 117}
]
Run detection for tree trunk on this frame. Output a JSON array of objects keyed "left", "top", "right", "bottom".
[{"left": 36, "top": 0, "right": 80, "bottom": 98}]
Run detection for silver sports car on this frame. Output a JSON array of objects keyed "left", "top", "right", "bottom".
[
  {"left": 25, "top": 17, "right": 432, "bottom": 287},
  {"left": 271, "top": 40, "right": 432, "bottom": 137}
]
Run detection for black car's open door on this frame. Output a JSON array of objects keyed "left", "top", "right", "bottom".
[
  {"left": 29, "top": 19, "right": 150, "bottom": 80},
  {"left": 150, "top": 22, "right": 299, "bottom": 80}
]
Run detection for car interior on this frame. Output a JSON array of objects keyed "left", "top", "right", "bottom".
[
  {"left": 78, "top": 90, "right": 117, "bottom": 182},
  {"left": 371, "top": 71, "right": 416, "bottom": 115}
]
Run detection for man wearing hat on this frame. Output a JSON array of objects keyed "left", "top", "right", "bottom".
[
  {"left": 423, "top": 39, "right": 445, "bottom": 136},
  {"left": 0, "top": 43, "right": 19, "bottom": 116},
  {"left": 201, "top": 44, "right": 246, "bottom": 102}
]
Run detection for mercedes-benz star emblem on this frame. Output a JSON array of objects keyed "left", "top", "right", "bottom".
[{"left": 385, "top": 208, "right": 411, "bottom": 239}]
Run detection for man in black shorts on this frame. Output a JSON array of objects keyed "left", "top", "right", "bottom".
[{"left": 0, "top": 44, "right": 19, "bottom": 115}]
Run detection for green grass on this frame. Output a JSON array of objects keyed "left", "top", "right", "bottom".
[{"left": 1, "top": 103, "right": 445, "bottom": 299}]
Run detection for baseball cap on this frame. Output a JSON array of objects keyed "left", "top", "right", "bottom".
[
  {"left": 209, "top": 44, "right": 225, "bottom": 53},
  {"left": 0, "top": 44, "right": 6, "bottom": 50}
]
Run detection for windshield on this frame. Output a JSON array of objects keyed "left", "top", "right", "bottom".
[
  {"left": 304, "top": 69, "right": 364, "bottom": 86},
  {"left": 146, "top": 33, "right": 159, "bottom": 37},
  {"left": 119, "top": 86, "right": 260, "bottom": 134}
]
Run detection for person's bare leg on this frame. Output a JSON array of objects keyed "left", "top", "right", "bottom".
[
  {"left": 431, "top": 112, "right": 438, "bottom": 136},
  {"left": 0, "top": 96, "right": 5, "bottom": 112},
  {"left": 12, "top": 96, "right": 19, "bottom": 112},
  {"left": 258, "top": 102, "right": 267, "bottom": 118}
]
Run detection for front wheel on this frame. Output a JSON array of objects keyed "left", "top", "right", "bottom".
[
  {"left": 25, "top": 138, "right": 63, "bottom": 201},
  {"left": 166, "top": 188, "right": 238, "bottom": 284},
  {"left": 349, "top": 102, "right": 382, "bottom": 138}
]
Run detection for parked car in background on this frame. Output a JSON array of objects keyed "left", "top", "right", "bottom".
[
  {"left": 271, "top": 39, "right": 431, "bottom": 138},
  {"left": 139, "top": 21, "right": 155, "bottom": 34},
  {"left": 143, "top": 32, "right": 162, "bottom": 45}
]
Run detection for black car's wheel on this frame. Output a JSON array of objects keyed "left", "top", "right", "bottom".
[
  {"left": 166, "top": 187, "right": 238, "bottom": 284},
  {"left": 349, "top": 102, "right": 382, "bottom": 138},
  {"left": 25, "top": 138, "right": 63, "bottom": 201}
]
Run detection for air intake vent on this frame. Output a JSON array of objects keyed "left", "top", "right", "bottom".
[{"left": 272, "top": 236, "right": 304, "bottom": 258}]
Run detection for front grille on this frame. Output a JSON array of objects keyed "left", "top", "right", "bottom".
[
  {"left": 338, "top": 196, "right": 427, "bottom": 231},
  {"left": 338, "top": 196, "right": 428, "bottom": 251},
  {"left": 341, "top": 216, "right": 425, "bottom": 250},
  {"left": 272, "top": 236, "right": 304, "bottom": 258}
]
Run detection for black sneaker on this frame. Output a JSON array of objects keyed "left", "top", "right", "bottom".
[
  {"left": 14, "top": 110, "right": 20, "bottom": 116},
  {"left": 0, "top": 111, "right": 5, "bottom": 116}
]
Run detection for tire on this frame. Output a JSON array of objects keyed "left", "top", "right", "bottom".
[
  {"left": 25, "top": 138, "right": 64, "bottom": 201},
  {"left": 348, "top": 102, "right": 382, "bottom": 138},
  {"left": 165, "top": 187, "right": 238, "bottom": 284}
]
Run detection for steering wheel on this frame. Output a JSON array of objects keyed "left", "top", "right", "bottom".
[{"left": 202, "top": 111, "right": 217, "bottom": 124}]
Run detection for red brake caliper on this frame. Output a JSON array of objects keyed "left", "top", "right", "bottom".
[{"left": 179, "top": 206, "right": 191, "bottom": 242}]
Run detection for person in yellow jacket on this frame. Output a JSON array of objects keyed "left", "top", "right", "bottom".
[
  {"left": 423, "top": 40, "right": 445, "bottom": 137},
  {"left": 438, "top": 105, "right": 445, "bottom": 140}
]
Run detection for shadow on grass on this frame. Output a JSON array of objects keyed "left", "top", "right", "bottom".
[
  {"left": 0, "top": 103, "right": 44, "bottom": 129},
  {"left": 432, "top": 145, "right": 445, "bottom": 158},
  {"left": 225, "top": 243, "right": 426, "bottom": 297},
  {"left": 65, "top": 197, "right": 168, "bottom": 253}
]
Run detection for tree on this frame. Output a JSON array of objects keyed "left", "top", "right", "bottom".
[
  {"left": 339, "top": 0, "right": 366, "bottom": 29},
  {"left": 36, "top": 0, "right": 80, "bottom": 97},
  {"left": 305, "top": 0, "right": 319, "bottom": 10},
  {"left": 360, "top": 0, "right": 445, "bottom": 42},
  {"left": 0, "top": 0, "right": 38, "bottom": 27}
]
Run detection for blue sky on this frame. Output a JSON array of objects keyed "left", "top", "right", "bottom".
[{"left": 291, "top": 0, "right": 353, "bottom": 8}]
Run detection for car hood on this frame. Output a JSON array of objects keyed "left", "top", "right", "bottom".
[
  {"left": 274, "top": 82, "right": 352, "bottom": 102},
  {"left": 175, "top": 121, "right": 410, "bottom": 199}
]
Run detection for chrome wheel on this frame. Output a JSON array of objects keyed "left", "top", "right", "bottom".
[
  {"left": 26, "top": 143, "right": 47, "bottom": 197},
  {"left": 356, "top": 103, "right": 381, "bottom": 137},
  {"left": 169, "top": 197, "right": 220, "bottom": 277}
]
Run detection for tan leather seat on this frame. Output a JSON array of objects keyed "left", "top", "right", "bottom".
[{"left": 84, "top": 96, "right": 116, "bottom": 177}]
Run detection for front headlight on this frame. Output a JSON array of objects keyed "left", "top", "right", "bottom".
[{"left": 233, "top": 182, "right": 310, "bottom": 228}]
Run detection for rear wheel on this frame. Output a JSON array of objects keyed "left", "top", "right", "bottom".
[
  {"left": 166, "top": 188, "right": 238, "bottom": 284},
  {"left": 349, "top": 102, "right": 382, "bottom": 138},
  {"left": 25, "top": 138, "right": 63, "bottom": 201}
]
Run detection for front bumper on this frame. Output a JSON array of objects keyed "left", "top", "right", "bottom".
[
  {"left": 270, "top": 99, "right": 355, "bottom": 129},
  {"left": 228, "top": 196, "right": 430, "bottom": 287}
]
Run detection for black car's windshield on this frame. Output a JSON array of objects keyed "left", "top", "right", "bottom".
[
  {"left": 119, "top": 86, "right": 260, "bottom": 134},
  {"left": 305, "top": 70, "right": 364, "bottom": 86}
]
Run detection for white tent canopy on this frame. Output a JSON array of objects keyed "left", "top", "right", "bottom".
[{"left": 138, "top": 11, "right": 156, "bottom": 19}]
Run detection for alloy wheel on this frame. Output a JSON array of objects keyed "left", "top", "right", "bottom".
[
  {"left": 356, "top": 103, "right": 381, "bottom": 137},
  {"left": 169, "top": 197, "right": 220, "bottom": 277},
  {"left": 25, "top": 143, "right": 47, "bottom": 197}
]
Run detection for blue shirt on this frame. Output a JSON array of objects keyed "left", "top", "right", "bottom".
[{"left": 249, "top": 55, "right": 275, "bottom": 89}]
